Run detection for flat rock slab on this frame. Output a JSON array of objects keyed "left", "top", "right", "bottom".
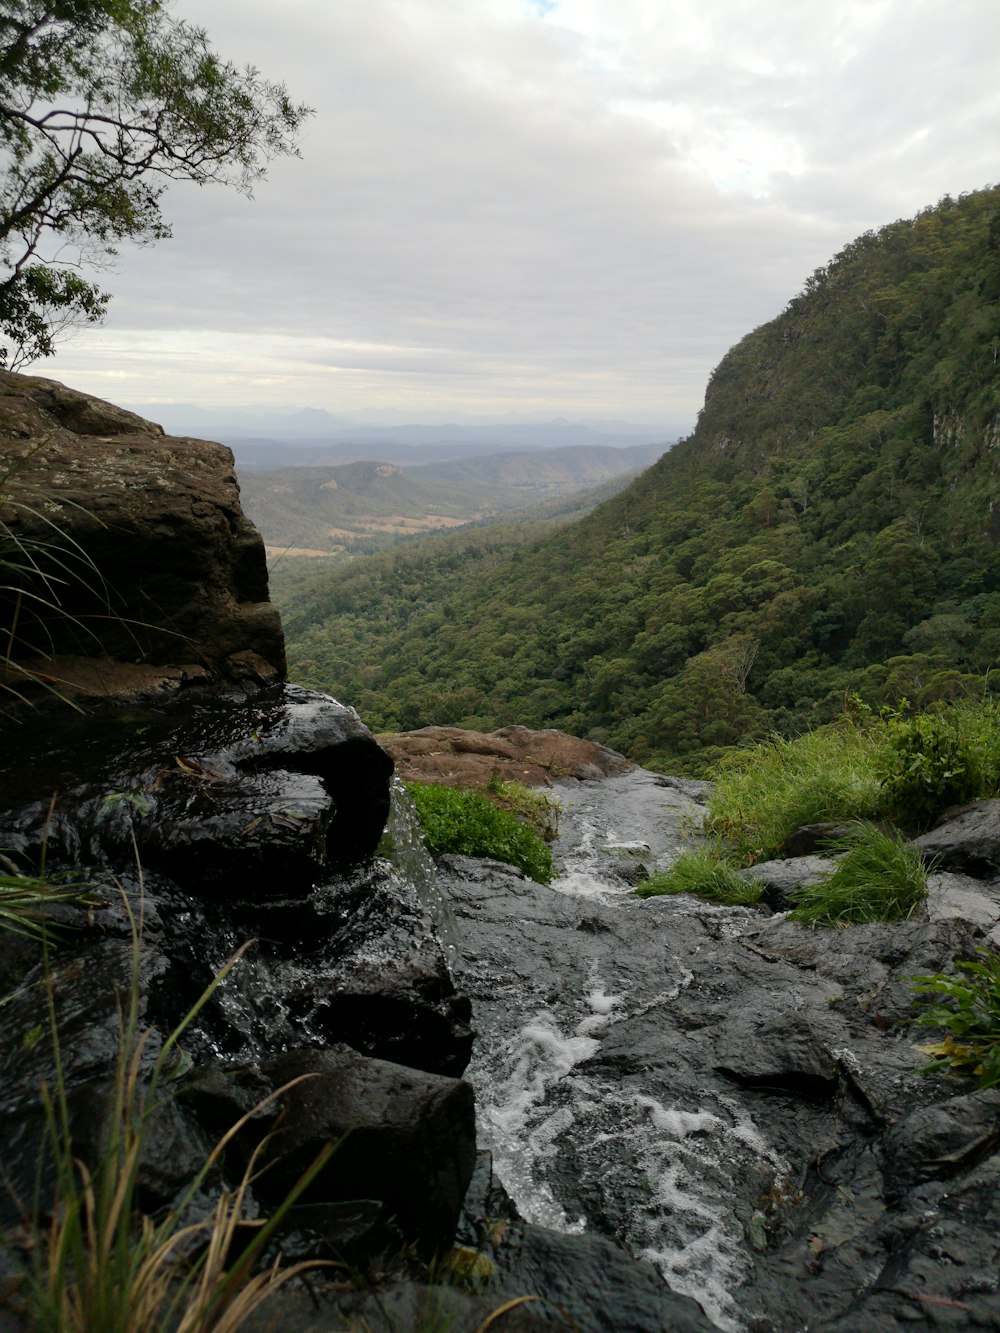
[
  {"left": 926, "top": 870, "right": 1000, "bottom": 930},
  {"left": 377, "top": 724, "right": 634, "bottom": 787}
]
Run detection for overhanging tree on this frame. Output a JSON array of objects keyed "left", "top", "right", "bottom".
[{"left": 0, "top": 0, "right": 310, "bottom": 368}]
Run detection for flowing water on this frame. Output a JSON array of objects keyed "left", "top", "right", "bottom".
[{"left": 437, "top": 770, "right": 787, "bottom": 1331}]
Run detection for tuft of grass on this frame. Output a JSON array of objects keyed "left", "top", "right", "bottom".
[
  {"left": 0, "top": 861, "right": 101, "bottom": 943},
  {"left": 910, "top": 949, "right": 1000, "bottom": 1088},
  {"left": 482, "top": 774, "right": 559, "bottom": 842},
  {"left": 787, "top": 822, "right": 927, "bottom": 926},
  {"left": 7, "top": 895, "right": 339, "bottom": 1332},
  {"left": 704, "top": 722, "right": 883, "bottom": 865},
  {"left": 635, "top": 849, "right": 764, "bottom": 906},
  {"left": 405, "top": 781, "right": 556, "bottom": 885}
]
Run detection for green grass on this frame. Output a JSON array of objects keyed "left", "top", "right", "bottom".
[
  {"left": 482, "top": 775, "right": 559, "bottom": 842},
  {"left": 910, "top": 949, "right": 1000, "bottom": 1088},
  {"left": 704, "top": 721, "right": 884, "bottom": 865},
  {"left": 7, "top": 914, "right": 337, "bottom": 1332},
  {"left": 405, "top": 781, "right": 556, "bottom": 884},
  {"left": 635, "top": 849, "right": 764, "bottom": 906},
  {"left": 700, "top": 698, "right": 1000, "bottom": 868},
  {"left": 787, "top": 822, "right": 928, "bottom": 926},
  {"left": 0, "top": 866, "right": 101, "bottom": 942}
]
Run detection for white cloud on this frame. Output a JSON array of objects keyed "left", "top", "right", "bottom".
[{"left": 45, "top": 0, "right": 1000, "bottom": 422}]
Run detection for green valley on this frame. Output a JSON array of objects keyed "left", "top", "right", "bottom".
[
  {"left": 274, "top": 186, "right": 1000, "bottom": 771},
  {"left": 241, "top": 443, "right": 663, "bottom": 558}
]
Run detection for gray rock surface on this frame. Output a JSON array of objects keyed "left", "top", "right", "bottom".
[
  {"left": 926, "top": 869, "right": 1000, "bottom": 929},
  {"left": 737, "top": 853, "right": 837, "bottom": 910},
  {"left": 436, "top": 845, "right": 1000, "bottom": 1331},
  {"left": 915, "top": 799, "right": 1000, "bottom": 877}
]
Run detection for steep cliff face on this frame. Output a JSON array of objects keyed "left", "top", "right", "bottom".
[{"left": 0, "top": 369, "right": 285, "bottom": 699}]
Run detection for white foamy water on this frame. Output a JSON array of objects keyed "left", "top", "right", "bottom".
[{"left": 457, "top": 771, "right": 784, "bottom": 1332}]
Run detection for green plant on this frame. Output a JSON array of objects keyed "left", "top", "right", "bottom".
[
  {"left": 704, "top": 722, "right": 884, "bottom": 865},
  {"left": 787, "top": 822, "right": 928, "bottom": 926},
  {"left": 1, "top": 3, "right": 309, "bottom": 366},
  {"left": 405, "top": 781, "right": 556, "bottom": 885},
  {"left": 8, "top": 904, "right": 339, "bottom": 1332},
  {"left": 635, "top": 849, "right": 763, "bottom": 906},
  {"left": 910, "top": 950, "right": 1000, "bottom": 1088},
  {"left": 482, "top": 774, "right": 559, "bottom": 842},
  {"left": 0, "top": 866, "right": 100, "bottom": 942},
  {"left": 875, "top": 699, "right": 1000, "bottom": 830}
]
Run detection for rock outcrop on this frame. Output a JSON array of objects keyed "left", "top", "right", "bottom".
[
  {"left": 378, "top": 724, "right": 634, "bottom": 788},
  {"left": 0, "top": 369, "right": 285, "bottom": 699}
]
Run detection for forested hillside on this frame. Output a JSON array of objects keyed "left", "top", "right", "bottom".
[{"left": 278, "top": 187, "right": 1000, "bottom": 768}]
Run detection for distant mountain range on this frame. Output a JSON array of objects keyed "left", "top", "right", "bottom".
[{"left": 122, "top": 403, "right": 687, "bottom": 465}]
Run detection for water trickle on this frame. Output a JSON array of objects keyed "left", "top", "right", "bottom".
[
  {"left": 379, "top": 775, "right": 459, "bottom": 944},
  {"left": 438, "top": 769, "right": 787, "bottom": 1331}
]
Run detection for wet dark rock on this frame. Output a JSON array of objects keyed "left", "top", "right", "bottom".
[
  {"left": 714, "top": 1011, "right": 841, "bottom": 1098},
  {"left": 782, "top": 822, "right": 857, "bottom": 857},
  {"left": 0, "top": 683, "right": 393, "bottom": 879},
  {"left": 882, "top": 1088, "right": 1000, "bottom": 1199},
  {"left": 915, "top": 799, "right": 1000, "bottom": 878},
  {"left": 488, "top": 1223, "right": 714, "bottom": 1331},
  {"left": 254, "top": 1048, "right": 477, "bottom": 1256},
  {"left": 240, "top": 1280, "right": 556, "bottom": 1332},
  {"left": 0, "top": 675, "right": 479, "bottom": 1293},
  {"left": 65, "top": 1080, "right": 216, "bottom": 1209},
  {"left": 189, "top": 865, "right": 474, "bottom": 1077},
  {"left": 737, "top": 853, "right": 837, "bottom": 910},
  {"left": 437, "top": 830, "right": 1000, "bottom": 1330}
]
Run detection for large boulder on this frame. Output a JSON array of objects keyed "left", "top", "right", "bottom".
[
  {"left": 0, "top": 683, "right": 393, "bottom": 876},
  {"left": 0, "top": 369, "right": 284, "bottom": 694},
  {"left": 254, "top": 1048, "right": 477, "bottom": 1256}
]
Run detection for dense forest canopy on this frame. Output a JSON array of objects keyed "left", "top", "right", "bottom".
[{"left": 276, "top": 186, "right": 1000, "bottom": 770}]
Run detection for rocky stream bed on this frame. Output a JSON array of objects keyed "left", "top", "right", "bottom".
[{"left": 0, "top": 688, "right": 999, "bottom": 1331}]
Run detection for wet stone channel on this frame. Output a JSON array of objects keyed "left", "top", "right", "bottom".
[{"left": 437, "top": 768, "right": 1000, "bottom": 1331}]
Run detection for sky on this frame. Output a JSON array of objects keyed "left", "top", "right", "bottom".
[{"left": 43, "top": 0, "right": 1000, "bottom": 427}]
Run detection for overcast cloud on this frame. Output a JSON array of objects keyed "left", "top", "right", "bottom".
[{"left": 44, "top": 0, "right": 1000, "bottom": 425}]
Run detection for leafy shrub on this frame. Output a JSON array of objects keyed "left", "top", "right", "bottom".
[
  {"left": 705, "top": 722, "right": 883, "bottom": 865},
  {"left": 875, "top": 700, "right": 1000, "bottom": 830},
  {"left": 405, "top": 781, "right": 556, "bottom": 884},
  {"left": 910, "top": 949, "right": 1000, "bottom": 1088},
  {"left": 787, "top": 823, "right": 927, "bottom": 925},
  {"left": 635, "top": 850, "right": 763, "bottom": 906}
]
